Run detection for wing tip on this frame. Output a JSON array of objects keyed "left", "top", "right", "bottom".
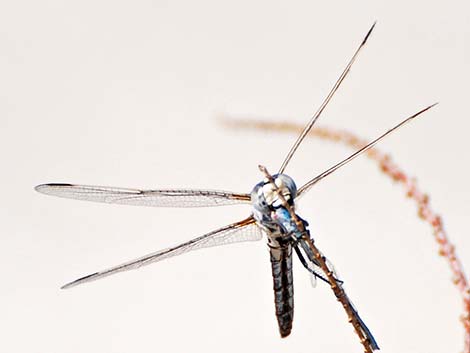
[
  {"left": 61, "top": 272, "right": 99, "bottom": 290},
  {"left": 362, "top": 21, "right": 377, "bottom": 45},
  {"left": 35, "top": 183, "right": 73, "bottom": 193}
]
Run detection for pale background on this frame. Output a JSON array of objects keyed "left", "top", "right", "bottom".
[{"left": 1, "top": 1, "right": 469, "bottom": 353}]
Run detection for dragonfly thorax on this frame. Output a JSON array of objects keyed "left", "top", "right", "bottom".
[{"left": 251, "top": 174, "right": 300, "bottom": 241}]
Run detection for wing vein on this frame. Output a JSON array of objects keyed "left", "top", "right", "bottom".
[{"left": 61, "top": 216, "right": 262, "bottom": 289}]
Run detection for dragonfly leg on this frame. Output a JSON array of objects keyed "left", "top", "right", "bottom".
[
  {"left": 293, "top": 244, "right": 330, "bottom": 285},
  {"left": 295, "top": 239, "right": 344, "bottom": 285}
]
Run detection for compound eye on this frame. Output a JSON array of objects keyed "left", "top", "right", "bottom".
[
  {"left": 275, "top": 174, "right": 297, "bottom": 199},
  {"left": 261, "top": 177, "right": 293, "bottom": 208},
  {"left": 251, "top": 174, "right": 297, "bottom": 210},
  {"left": 250, "top": 183, "right": 269, "bottom": 210}
]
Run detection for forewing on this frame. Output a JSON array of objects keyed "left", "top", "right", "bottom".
[
  {"left": 62, "top": 217, "right": 262, "bottom": 289},
  {"left": 296, "top": 103, "right": 437, "bottom": 198},
  {"left": 35, "top": 183, "right": 251, "bottom": 207}
]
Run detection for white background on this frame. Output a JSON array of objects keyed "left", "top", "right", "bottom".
[{"left": 1, "top": 1, "right": 469, "bottom": 353}]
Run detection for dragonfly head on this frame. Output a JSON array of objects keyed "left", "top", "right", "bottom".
[{"left": 251, "top": 174, "right": 297, "bottom": 211}]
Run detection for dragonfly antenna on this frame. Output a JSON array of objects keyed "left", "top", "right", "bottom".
[
  {"left": 298, "top": 103, "right": 438, "bottom": 195},
  {"left": 278, "top": 22, "right": 376, "bottom": 175}
]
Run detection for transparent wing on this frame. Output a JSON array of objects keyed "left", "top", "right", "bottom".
[
  {"left": 35, "top": 183, "right": 251, "bottom": 208},
  {"left": 277, "top": 22, "right": 376, "bottom": 174},
  {"left": 62, "top": 216, "right": 262, "bottom": 289},
  {"left": 297, "top": 103, "right": 437, "bottom": 198}
]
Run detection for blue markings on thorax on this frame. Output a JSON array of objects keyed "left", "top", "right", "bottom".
[{"left": 273, "top": 207, "right": 307, "bottom": 240}]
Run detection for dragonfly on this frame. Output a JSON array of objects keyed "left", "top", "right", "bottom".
[{"left": 35, "top": 23, "right": 436, "bottom": 352}]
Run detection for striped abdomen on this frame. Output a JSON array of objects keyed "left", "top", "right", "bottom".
[{"left": 269, "top": 244, "right": 294, "bottom": 338}]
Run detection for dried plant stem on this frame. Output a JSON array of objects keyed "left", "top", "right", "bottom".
[{"left": 223, "top": 116, "right": 470, "bottom": 353}]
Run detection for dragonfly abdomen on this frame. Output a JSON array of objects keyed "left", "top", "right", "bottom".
[{"left": 269, "top": 244, "right": 294, "bottom": 338}]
